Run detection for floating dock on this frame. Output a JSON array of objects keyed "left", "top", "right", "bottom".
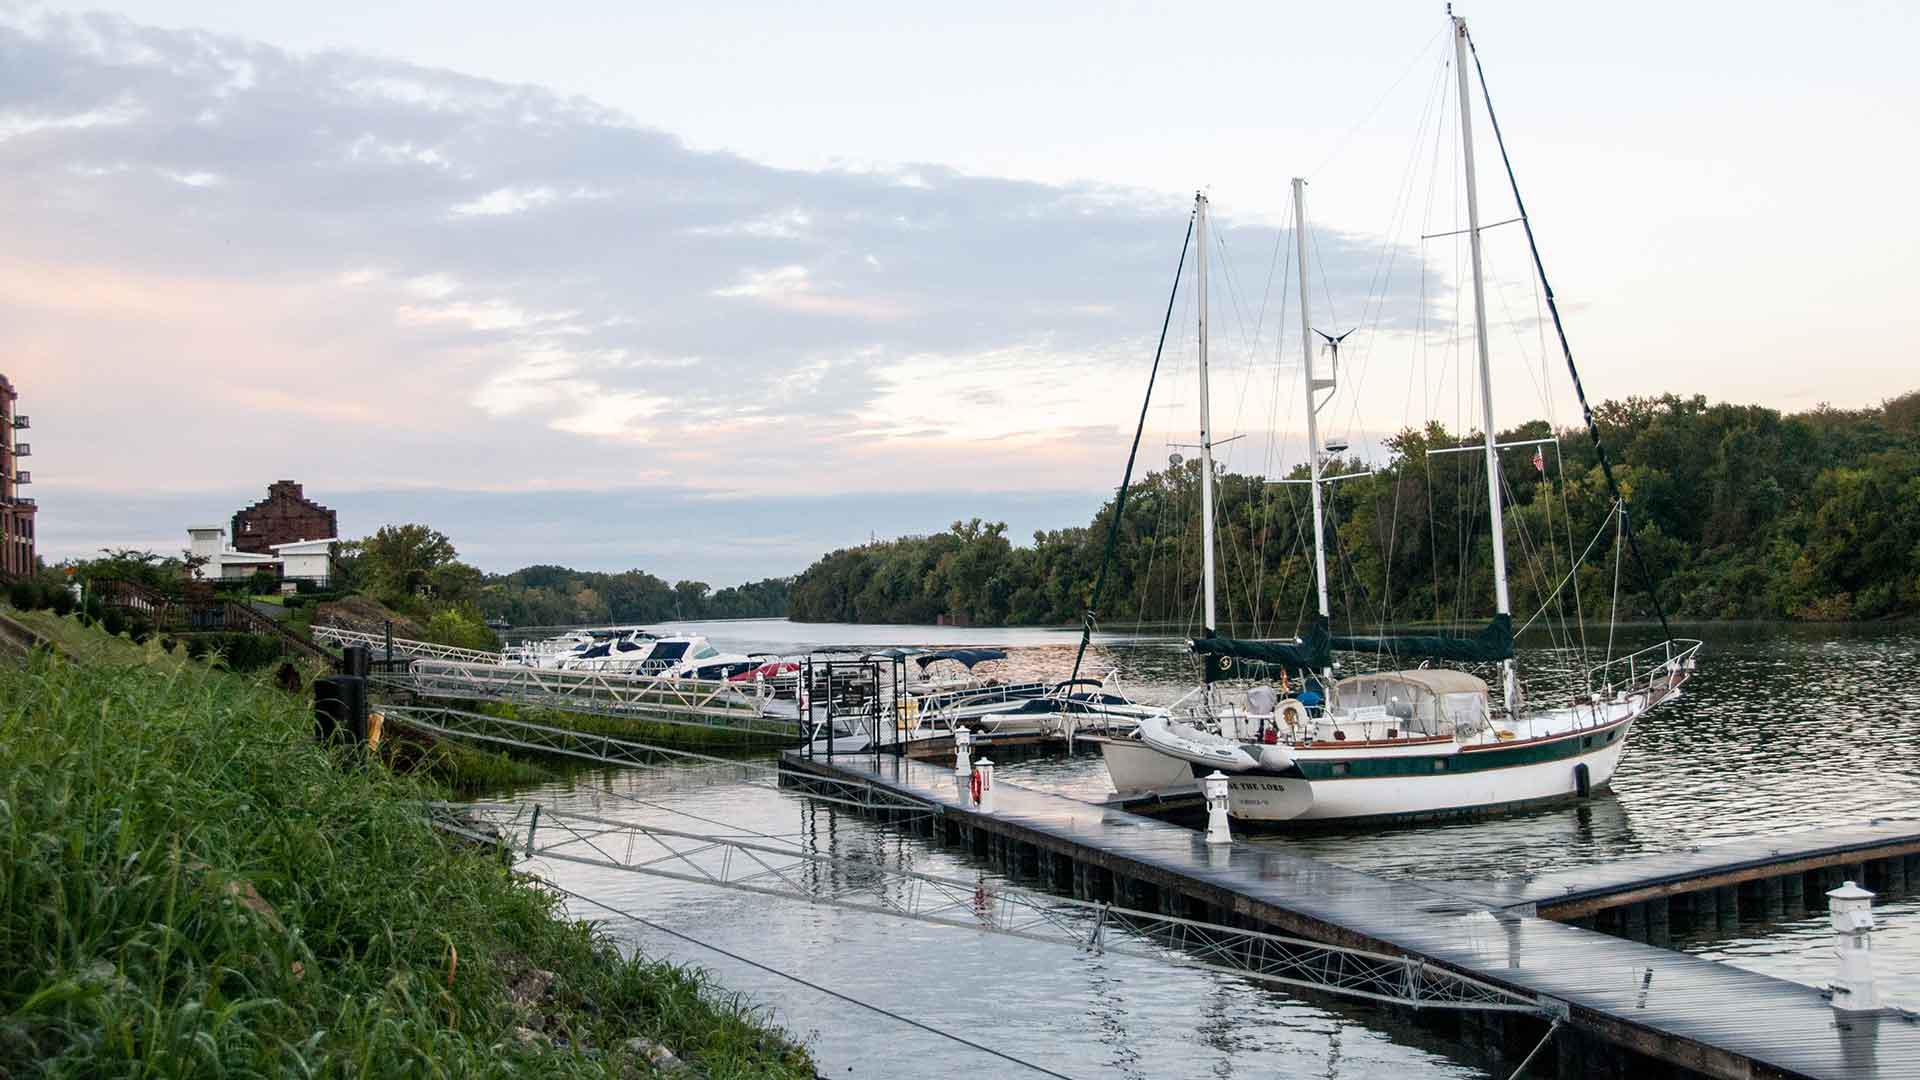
[{"left": 781, "top": 750, "right": 1920, "bottom": 1080}]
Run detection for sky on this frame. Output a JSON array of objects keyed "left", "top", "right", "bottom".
[{"left": 5, "top": 1, "right": 1916, "bottom": 583}]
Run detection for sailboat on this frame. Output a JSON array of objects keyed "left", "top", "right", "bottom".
[{"left": 1108, "top": 14, "right": 1701, "bottom": 824}]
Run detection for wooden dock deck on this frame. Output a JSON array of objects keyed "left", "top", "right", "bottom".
[
  {"left": 1433, "top": 819, "right": 1920, "bottom": 921},
  {"left": 783, "top": 750, "right": 1920, "bottom": 1079}
]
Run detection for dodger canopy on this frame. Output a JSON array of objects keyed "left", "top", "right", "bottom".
[{"left": 913, "top": 648, "right": 1007, "bottom": 670}]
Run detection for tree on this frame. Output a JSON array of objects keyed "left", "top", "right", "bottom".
[{"left": 355, "top": 525, "right": 460, "bottom": 609}]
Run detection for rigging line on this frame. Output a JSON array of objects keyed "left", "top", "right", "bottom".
[
  {"left": 1558, "top": 443, "right": 1589, "bottom": 667},
  {"left": 1309, "top": 23, "right": 1450, "bottom": 177},
  {"left": 545, "top": 881, "right": 1086, "bottom": 1080},
  {"left": 1466, "top": 28, "right": 1673, "bottom": 641},
  {"left": 1071, "top": 213, "right": 1194, "bottom": 685},
  {"left": 1513, "top": 501, "right": 1619, "bottom": 638}
]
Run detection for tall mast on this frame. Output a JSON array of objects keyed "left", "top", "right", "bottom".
[
  {"left": 1451, "top": 15, "right": 1510, "bottom": 620},
  {"left": 1195, "top": 192, "right": 1218, "bottom": 635},
  {"left": 1292, "top": 178, "right": 1331, "bottom": 627}
]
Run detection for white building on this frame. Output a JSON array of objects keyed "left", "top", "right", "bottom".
[
  {"left": 187, "top": 526, "right": 280, "bottom": 581},
  {"left": 270, "top": 537, "right": 338, "bottom": 582}
]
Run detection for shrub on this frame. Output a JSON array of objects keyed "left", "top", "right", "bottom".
[
  {"left": 160, "top": 637, "right": 177, "bottom": 653},
  {"left": 48, "top": 588, "right": 76, "bottom": 616},
  {"left": 283, "top": 594, "right": 307, "bottom": 610},
  {"left": 100, "top": 609, "right": 127, "bottom": 637},
  {"left": 8, "top": 581, "right": 36, "bottom": 610},
  {"left": 203, "top": 632, "right": 282, "bottom": 672},
  {"left": 184, "top": 637, "right": 210, "bottom": 660},
  {"left": 82, "top": 595, "right": 104, "bottom": 621},
  {"left": 127, "top": 617, "right": 154, "bottom": 645},
  {"left": 248, "top": 569, "right": 280, "bottom": 596}
]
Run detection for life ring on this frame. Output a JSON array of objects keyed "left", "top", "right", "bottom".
[
  {"left": 1278, "top": 698, "right": 1308, "bottom": 733},
  {"left": 969, "top": 768, "right": 983, "bottom": 805}
]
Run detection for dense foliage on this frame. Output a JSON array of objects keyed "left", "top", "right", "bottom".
[
  {"left": 790, "top": 391, "right": 1920, "bottom": 628},
  {"left": 476, "top": 566, "right": 791, "bottom": 628},
  {"left": 0, "top": 650, "right": 813, "bottom": 1077}
]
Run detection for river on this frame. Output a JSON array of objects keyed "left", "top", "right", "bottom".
[{"left": 508, "top": 619, "right": 1919, "bottom": 1079}]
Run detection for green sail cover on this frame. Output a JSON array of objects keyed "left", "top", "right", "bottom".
[
  {"left": 1190, "top": 616, "right": 1330, "bottom": 682},
  {"left": 1328, "top": 613, "right": 1513, "bottom": 663}
]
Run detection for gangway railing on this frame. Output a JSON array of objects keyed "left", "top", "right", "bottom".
[
  {"left": 435, "top": 801, "right": 1549, "bottom": 1017},
  {"left": 375, "top": 659, "right": 799, "bottom": 737},
  {"left": 312, "top": 624, "right": 503, "bottom": 664},
  {"left": 386, "top": 704, "right": 929, "bottom": 816}
]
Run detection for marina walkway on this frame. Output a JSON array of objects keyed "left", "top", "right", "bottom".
[
  {"left": 784, "top": 750, "right": 1920, "bottom": 1079},
  {"left": 1434, "top": 819, "right": 1920, "bottom": 919}
]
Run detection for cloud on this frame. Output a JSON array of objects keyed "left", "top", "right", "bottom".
[{"left": 0, "top": 9, "right": 1436, "bottom": 577}]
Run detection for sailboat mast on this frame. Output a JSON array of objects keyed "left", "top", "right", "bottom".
[
  {"left": 1195, "top": 192, "right": 1218, "bottom": 635},
  {"left": 1292, "top": 178, "right": 1332, "bottom": 624},
  {"left": 1451, "top": 15, "right": 1511, "bottom": 620}
]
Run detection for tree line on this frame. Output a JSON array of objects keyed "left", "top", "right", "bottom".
[{"left": 788, "top": 391, "right": 1920, "bottom": 629}]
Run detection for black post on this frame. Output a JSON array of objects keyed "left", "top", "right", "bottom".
[
  {"left": 314, "top": 673, "right": 369, "bottom": 750},
  {"left": 384, "top": 619, "right": 394, "bottom": 664},
  {"left": 342, "top": 644, "right": 371, "bottom": 679}
]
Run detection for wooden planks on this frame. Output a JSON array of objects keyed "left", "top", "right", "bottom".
[{"left": 784, "top": 751, "right": 1920, "bottom": 1080}]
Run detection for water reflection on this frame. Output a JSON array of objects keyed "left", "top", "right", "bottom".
[{"left": 508, "top": 620, "right": 1920, "bottom": 1077}]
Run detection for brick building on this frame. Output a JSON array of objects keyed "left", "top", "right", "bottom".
[
  {"left": 0, "top": 374, "right": 35, "bottom": 579},
  {"left": 232, "top": 480, "right": 337, "bottom": 554}
]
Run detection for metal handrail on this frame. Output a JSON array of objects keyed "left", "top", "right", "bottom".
[{"left": 1584, "top": 638, "right": 1702, "bottom": 698}]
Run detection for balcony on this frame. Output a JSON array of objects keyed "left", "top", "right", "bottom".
[
  {"left": 11, "top": 443, "right": 25, "bottom": 457},
  {"left": 13, "top": 471, "right": 27, "bottom": 485},
  {"left": 10, "top": 415, "right": 25, "bottom": 430}
]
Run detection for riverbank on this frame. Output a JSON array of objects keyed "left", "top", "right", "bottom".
[{"left": 0, "top": 637, "right": 814, "bottom": 1077}]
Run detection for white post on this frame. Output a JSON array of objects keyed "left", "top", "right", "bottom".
[
  {"left": 1195, "top": 192, "right": 1218, "bottom": 635},
  {"left": 1827, "top": 880, "right": 1879, "bottom": 1012},
  {"left": 974, "top": 758, "right": 996, "bottom": 814},
  {"left": 953, "top": 727, "right": 973, "bottom": 801},
  {"left": 1203, "top": 771, "right": 1232, "bottom": 845},
  {"left": 1292, "top": 177, "right": 1332, "bottom": 633},
  {"left": 1453, "top": 15, "right": 1517, "bottom": 714}
]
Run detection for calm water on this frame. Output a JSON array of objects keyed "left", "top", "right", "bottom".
[{"left": 510, "top": 620, "right": 1920, "bottom": 1078}]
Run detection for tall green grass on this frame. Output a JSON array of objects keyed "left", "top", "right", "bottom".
[{"left": 0, "top": 652, "right": 814, "bottom": 1078}]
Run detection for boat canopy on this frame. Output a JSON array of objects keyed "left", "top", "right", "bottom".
[
  {"left": 1190, "top": 616, "right": 1331, "bottom": 681},
  {"left": 1330, "top": 669, "right": 1491, "bottom": 735},
  {"left": 914, "top": 648, "right": 1007, "bottom": 670},
  {"left": 1329, "top": 613, "right": 1513, "bottom": 663}
]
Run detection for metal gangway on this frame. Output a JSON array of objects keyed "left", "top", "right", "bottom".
[
  {"left": 434, "top": 800, "right": 1549, "bottom": 1018},
  {"left": 375, "top": 659, "right": 800, "bottom": 738},
  {"left": 387, "top": 704, "right": 926, "bottom": 814},
  {"left": 312, "top": 624, "right": 503, "bottom": 664}
]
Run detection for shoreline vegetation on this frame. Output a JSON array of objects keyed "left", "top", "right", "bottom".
[
  {"left": 787, "top": 392, "right": 1920, "bottom": 629},
  {"left": 0, "top": 612, "right": 815, "bottom": 1078}
]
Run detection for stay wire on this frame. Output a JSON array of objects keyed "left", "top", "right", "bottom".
[
  {"left": 1071, "top": 212, "right": 1194, "bottom": 684},
  {"left": 543, "top": 880, "right": 1087, "bottom": 1080},
  {"left": 1465, "top": 27, "right": 1673, "bottom": 641}
]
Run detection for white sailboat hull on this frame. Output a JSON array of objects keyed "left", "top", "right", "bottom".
[{"left": 1227, "top": 715, "right": 1638, "bottom": 825}]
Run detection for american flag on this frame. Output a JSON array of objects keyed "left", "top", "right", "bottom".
[{"left": 1532, "top": 447, "right": 1546, "bottom": 474}]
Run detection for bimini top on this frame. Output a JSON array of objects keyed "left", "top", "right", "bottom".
[
  {"left": 914, "top": 648, "right": 1007, "bottom": 670},
  {"left": 1334, "top": 668, "right": 1489, "bottom": 697}
]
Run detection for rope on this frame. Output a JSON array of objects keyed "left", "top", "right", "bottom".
[
  {"left": 1465, "top": 28, "right": 1673, "bottom": 641},
  {"left": 1070, "top": 212, "right": 1194, "bottom": 685},
  {"left": 543, "top": 881, "right": 1086, "bottom": 1080}
]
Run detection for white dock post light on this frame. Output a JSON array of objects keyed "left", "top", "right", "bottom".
[
  {"left": 1204, "top": 771, "right": 1232, "bottom": 845},
  {"left": 975, "top": 758, "right": 995, "bottom": 813},
  {"left": 953, "top": 728, "right": 974, "bottom": 801},
  {"left": 1826, "top": 880, "right": 1879, "bottom": 1012}
]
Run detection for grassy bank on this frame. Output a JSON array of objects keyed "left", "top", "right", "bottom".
[{"left": 0, "top": 647, "right": 814, "bottom": 1077}]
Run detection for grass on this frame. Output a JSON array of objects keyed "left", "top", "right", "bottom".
[
  {"left": 2, "top": 606, "right": 192, "bottom": 673},
  {"left": 0, "top": 646, "right": 815, "bottom": 1078}
]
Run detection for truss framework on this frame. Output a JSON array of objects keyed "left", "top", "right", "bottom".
[
  {"left": 312, "top": 624, "right": 503, "bottom": 664},
  {"left": 437, "top": 802, "right": 1546, "bottom": 1017},
  {"left": 387, "top": 705, "right": 931, "bottom": 818},
  {"left": 374, "top": 659, "right": 797, "bottom": 736}
]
